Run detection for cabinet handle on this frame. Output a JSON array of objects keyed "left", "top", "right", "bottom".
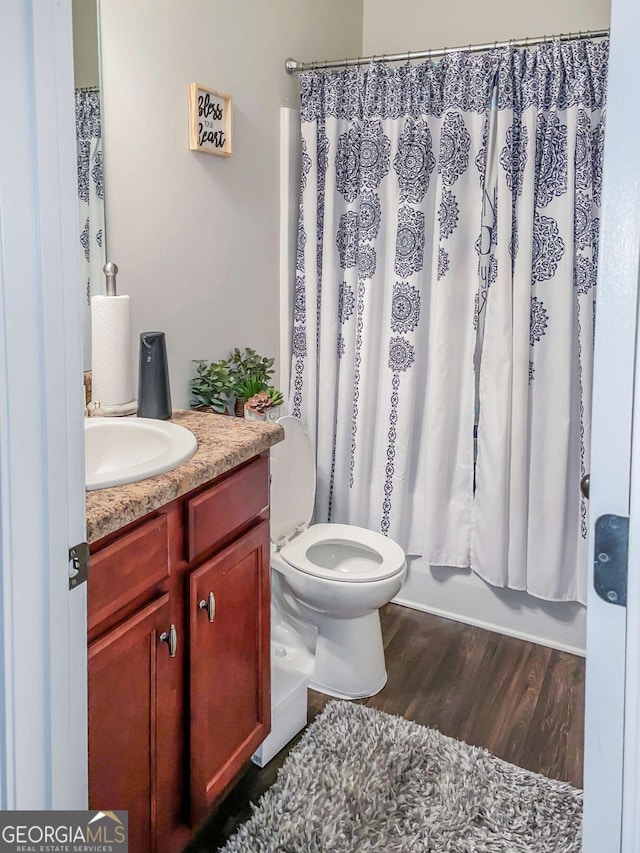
[
  {"left": 159, "top": 624, "right": 178, "bottom": 657},
  {"left": 198, "top": 592, "right": 216, "bottom": 623}
]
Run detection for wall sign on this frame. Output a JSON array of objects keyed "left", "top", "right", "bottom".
[{"left": 188, "top": 83, "right": 232, "bottom": 157}]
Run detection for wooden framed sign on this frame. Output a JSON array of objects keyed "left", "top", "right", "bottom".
[{"left": 188, "top": 83, "right": 232, "bottom": 156}]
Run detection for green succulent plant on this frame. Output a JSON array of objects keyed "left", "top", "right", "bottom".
[
  {"left": 267, "top": 387, "right": 284, "bottom": 408},
  {"left": 234, "top": 374, "right": 268, "bottom": 403}
]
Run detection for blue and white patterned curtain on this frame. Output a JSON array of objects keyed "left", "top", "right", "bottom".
[
  {"left": 291, "top": 39, "right": 608, "bottom": 603},
  {"left": 75, "top": 87, "right": 105, "bottom": 367}
]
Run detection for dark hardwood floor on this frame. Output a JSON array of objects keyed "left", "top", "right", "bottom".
[{"left": 184, "top": 603, "right": 585, "bottom": 852}]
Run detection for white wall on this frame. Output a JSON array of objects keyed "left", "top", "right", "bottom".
[
  {"left": 396, "top": 559, "right": 587, "bottom": 655},
  {"left": 100, "top": 0, "right": 363, "bottom": 408},
  {"left": 363, "top": 0, "right": 611, "bottom": 55}
]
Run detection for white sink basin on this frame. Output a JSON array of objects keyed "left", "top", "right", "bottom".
[{"left": 85, "top": 417, "right": 198, "bottom": 491}]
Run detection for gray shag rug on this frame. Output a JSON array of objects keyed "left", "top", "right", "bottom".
[{"left": 220, "top": 701, "right": 582, "bottom": 853}]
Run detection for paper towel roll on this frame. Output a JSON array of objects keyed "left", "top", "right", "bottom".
[{"left": 91, "top": 295, "right": 133, "bottom": 406}]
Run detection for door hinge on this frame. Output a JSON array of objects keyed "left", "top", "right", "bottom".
[
  {"left": 594, "top": 514, "right": 628, "bottom": 607},
  {"left": 68, "top": 541, "right": 90, "bottom": 590}
]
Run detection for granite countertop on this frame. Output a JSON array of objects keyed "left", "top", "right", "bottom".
[{"left": 86, "top": 410, "right": 284, "bottom": 545}]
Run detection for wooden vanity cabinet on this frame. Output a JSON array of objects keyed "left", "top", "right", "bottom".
[{"left": 88, "top": 454, "right": 271, "bottom": 853}]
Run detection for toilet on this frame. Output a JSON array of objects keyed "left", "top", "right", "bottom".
[{"left": 270, "top": 416, "right": 407, "bottom": 699}]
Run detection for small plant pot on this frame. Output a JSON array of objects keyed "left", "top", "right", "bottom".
[
  {"left": 266, "top": 406, "right": 280, "bottom": 421},
  {"left": 244, "top": 404, "right": 280, "bottom": 422},
  {"left": 244, "top": 406, "right": 266, "bottom": 421},
  {"left": 235, "top": 400, "right": 245, "bottom": 418}
]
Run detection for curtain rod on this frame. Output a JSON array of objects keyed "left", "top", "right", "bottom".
[{"left": 284, "top": 28, "right": 609, "bottom": 74}]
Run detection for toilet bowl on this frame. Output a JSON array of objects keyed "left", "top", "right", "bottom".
[{"left": 270, "top": 416, "right": 407, "bottom": 699}]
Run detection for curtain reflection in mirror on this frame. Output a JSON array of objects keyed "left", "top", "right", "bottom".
[{"left": 75, "top": 86, "right": 105, "bottom": 367}]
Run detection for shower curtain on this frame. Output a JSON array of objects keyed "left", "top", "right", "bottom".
[
  {"left": 291, "top": 39, "right": 608, "bottom": 604},
  {"left": 75, "top": 87, "right": 105, "bottom": 366}
]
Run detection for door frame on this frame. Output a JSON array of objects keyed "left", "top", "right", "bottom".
[
  {"left": 5, "top": 0, "right": 640, "bottom": 841},
  {"left": 622, "top": 306, "right": 640, "bottom": 849},
  {"left": 582, "top": 0, "right": 640, "bottom": 847},
  {"left": 0, "top": 0, "right": 87, "bottom": 807}
]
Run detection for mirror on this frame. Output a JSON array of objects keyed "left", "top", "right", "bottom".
[{"left": 72, "top": 0, "right": 107, "bottom": 369}]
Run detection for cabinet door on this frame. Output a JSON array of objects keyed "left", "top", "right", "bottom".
[
  {"left": 188, "top": 519, "right": 271, "bottom": 823},
  {"left": 88, "top": 594, "right": 178, "bottom": 853}
]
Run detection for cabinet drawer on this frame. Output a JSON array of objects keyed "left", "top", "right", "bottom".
[
  {"left": 186, "top": 455, "right": 268, "bottom": 563},
  {"left": 89, "top": 515, "right": 170, "bottom": 632}
]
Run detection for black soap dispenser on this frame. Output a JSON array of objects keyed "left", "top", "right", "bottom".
[{"left": 137, "top": 332, "right": 172, "bottom": 420}]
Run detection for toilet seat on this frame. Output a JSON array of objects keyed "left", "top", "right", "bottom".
[
  {"left": 280, "top": 523, "right": 405, "bottom": 584},
  {"left": 271, "top": 417, "right": 406, "bottom": 586}
]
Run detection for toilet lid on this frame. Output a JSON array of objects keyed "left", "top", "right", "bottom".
[
  {"left": 280, "top": 523, "right": 406, "bottom": 583},
  {"left": 270, "top": 416, "right": 316, "bottom": 544}
]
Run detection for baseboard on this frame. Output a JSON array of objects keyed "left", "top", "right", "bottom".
[{"left": 393, "top": 594, "right": 587, "bottom": 658}]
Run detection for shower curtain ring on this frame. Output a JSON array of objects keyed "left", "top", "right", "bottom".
[{"left": 406, "top": 50, "right": 412, "bottom": 63}]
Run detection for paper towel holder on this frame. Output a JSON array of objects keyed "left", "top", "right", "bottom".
[
  {"left": 87, "top": 261, "right": 138, "bottom": 417},
  {"left": 104, "top": 261, "right": 118, "bottom": 296}
]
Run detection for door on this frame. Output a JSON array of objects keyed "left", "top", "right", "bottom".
[
  {"left": 583, "top": 0, "right": 640, "bottom": 850},
  {"left": 88, "top": 594, "right": 176, "bottom": 853},
  {"left": 188, "top": 520, "right": 271, "bottom": 824},
  {"left": 0, "top": 0, "right": 87, "bottom": 808}
]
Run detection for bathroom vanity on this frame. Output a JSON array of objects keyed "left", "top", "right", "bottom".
[{"left": 86, "top": 411, "right": 283, "bottom": 853}]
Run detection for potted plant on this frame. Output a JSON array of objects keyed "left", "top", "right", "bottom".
[
  {"left": 233, "top": 374, "right": 268, "bottom": 409},
  {"left": 244, "top": 387, "right": 285, "bottom": 420},
  {"left": 190, "top": 359, "right": 236, "bottom": 414},
  {"left": 190, "top": 348, "right": 284, "bottom": 418},
  {"left": 228, "top": 348, "right": 282, "bottom": 418}
]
